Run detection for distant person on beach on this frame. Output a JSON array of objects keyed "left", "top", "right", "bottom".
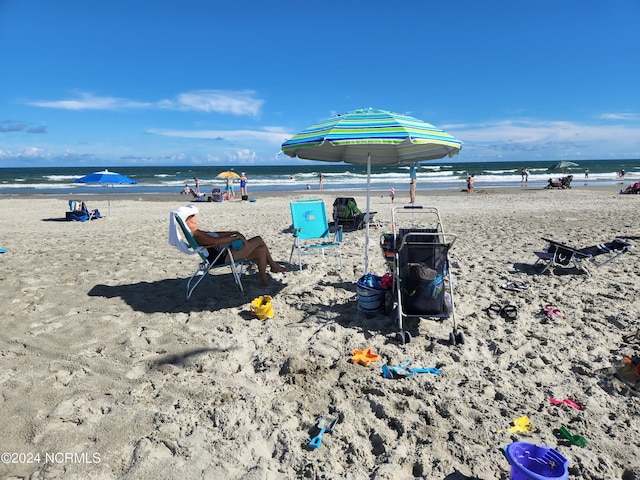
[
  {"left": 584, "top": 169, "right": 590, "bottom": 179},
  {"left": 182, "top": 206, "right": 286, "bottom": 286},
  {"left": 521, "top": 168, "right": 526, "bottom": 183},
  {"left": 524, "top": 168, "right": 529, "bottom": 183},
  {"left": 389, "top": 187, "right": 395, "bottom": 203},
  {"left": 225, "top": 178, "right": 235, "bottom": 200},
  {"left": 180, "top": 185, "right": 191, "bottom": 195},
  {"left": 319, "top": 172, "right": 324, "bottom": 189},
  {"left": 193, "top": 177, "right": 201, "bottom": 195},
  {"left": 467, "top": 174, "right": 475, "bottom": 192},
  {"left": 619, "top": 168, "right": 625, "bottom": 178},
  {"left": 240, "top": 172, "right": 248, "bottom": 197},
  {"left": 409, "top": 178, "right": 416, "bottom": 204},
  {"left": 306, "top": 184, "right": 311, "bottom": 190}
]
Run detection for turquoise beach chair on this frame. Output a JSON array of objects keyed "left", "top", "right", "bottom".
[
  {"left": 289, "top": 198, "right": 343, "bottom": 271},
  {"left": 169, "top": 209, "right": 245, "bottom": 299}
]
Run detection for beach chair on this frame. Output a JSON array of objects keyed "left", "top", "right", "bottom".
[
  {"left": 332, "top": 197, "right": 380, "bottom": 229},
  {"left": 545, "top": 175, "right": 573, "bottom": 189},
  {"left": 169, "top": 208, "right": 245, "bottom": 299},
  {"left": 290, "top": 198, "right": 343, "bottom": 271},
  {"left": 210, "top": 188, "right": 224, "bottom": 202},
  {"left": 190, "top": 189, "right": 208, "bottom": 202},
  {"left": 534, "top": 237, "right": 634, "bottom": 276},
  {"left": 66, "top": 199, "right": 101, "bottom": 222},
  {"left": 389, "top": 206, "right": 462, "bottom": 345}
]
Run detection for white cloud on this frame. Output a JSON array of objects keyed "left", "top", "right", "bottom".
[
  {"left": 29, "top": 92, "right": 150, "bottom": 110},
  {"left": 26, "top": 90, "right": 264, "bottom": 116},
  {"left": 171, "top": 90, "right": 263, "bottom": 116},
  {"left": 599, "top": 113, "right": 639, "bottom": 120},
  {"left": 146, "top": 128, "right": 291, "bottom": 145}
]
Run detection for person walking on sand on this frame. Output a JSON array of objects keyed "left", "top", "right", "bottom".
[
  {"left": 240, "top": 172, "right": 248, "bottom": 197},
  {"left": 319, "top": 172, "right": 324, "bottom": 189},
  {"left": 409, "top": 178, "right": 416, "bottom": 204},
  {"left": 194, "top": 177, "right": 201, "bottom": 195},
  {"left": 584, "top": 168, "right": 590, "bottom": 179},
  {"left": 467, "top": 174, "right": 475, "bottom": 192},
  {"left": 389, "top": 187, "right": 395, "bottom": 203}
]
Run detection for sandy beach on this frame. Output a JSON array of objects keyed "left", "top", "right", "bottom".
[{"left": 0, "top": 186, "right": 639, "bottom": 479}]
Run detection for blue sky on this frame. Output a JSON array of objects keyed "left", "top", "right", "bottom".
[{"left": 1, "top": 1, "right": 639, "bottom": 167}]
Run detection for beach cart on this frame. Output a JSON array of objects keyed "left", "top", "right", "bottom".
[{"left": 387, "top": 206, "right": 463, "bottom": 345}]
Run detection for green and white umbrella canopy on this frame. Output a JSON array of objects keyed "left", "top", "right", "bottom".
[
  {"left": 282, "top": 108, "right": 462, "bottom": 273},
  {"left": 281, "top": 108, "right": 462, "bottom": 165}
]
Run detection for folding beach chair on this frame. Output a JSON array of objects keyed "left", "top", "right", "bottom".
[
  {"left": 190, "top": 189, "right": 208, "bottom": 202},
  {"left": 534, "top": 237, "right": 634, "bottom": 276},
  {"left": 389, "top": 206, "right": 462, "bottom": 345},
  {"left": 66, "top": 199, "right": 101, "bottom": 222},
  {"left": 290, "top": 198, "right": 343, "bottom": 271},
  {"left": 169, "top": 207, "right": 245, "bottom": 299},
  {"left": 332, "top": 197, "right": 380, "bottom": 230}
]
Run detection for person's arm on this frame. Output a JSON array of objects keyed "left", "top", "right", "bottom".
[{"left": 191, "top": 229, "right": 244, "bottom": 247}]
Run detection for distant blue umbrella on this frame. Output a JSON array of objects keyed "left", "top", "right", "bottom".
[{"left": 74, "top": 169, "right": 137, "bottom": 216}]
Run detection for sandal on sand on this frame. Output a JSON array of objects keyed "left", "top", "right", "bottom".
[
  {"left": 622, "top": 329, "right": 640, "bottom": 345},
  {"left": 543, "top": 304, "right": 565, "bottom": 318},
  {"left": 501, "top": 281, "right": 529, "bottom": 292},
  {"left": 486, "top": 303, "right": 503, "bottom": 318},
  {"left": 500, "top": 305, "right": 518, "bottom": 320}
]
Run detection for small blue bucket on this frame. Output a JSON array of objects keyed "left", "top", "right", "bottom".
[{"left": 504, "top": 442, "right": 569, "bottom": 480}]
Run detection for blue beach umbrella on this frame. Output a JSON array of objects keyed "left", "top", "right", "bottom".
[
  {"left": 74, "top": 169, "right": 137, "bottom": 216},
  {"left": 282, "top": 108, "right": 462, "bottom": 273}
]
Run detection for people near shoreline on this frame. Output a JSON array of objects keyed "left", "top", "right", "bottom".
[
  {"left": 225, "top": 178, "right": 235, "bottom": 200},
  {"left": 389, "top": 187, "right": 395, "bottom": 203},
  {"left": 184, "top": 206, "right": 286, "bottom": 286},
  {"left": 240, "top": 172, "right": 248, "bottom": 197},
  {"left": 319, "top": 172, "right": 324, "bottom": 189},
  {"left": 521, "top": 168, "right": 529, "bottom": 184},
  {"left": 584, "top": 168, "right": 590, "bottom": 179},
  {"left": 193, "top": 177, "right": 201, "bottom": 195},
  {"left": 467, "top": 174, "right": 475, "bottom": 193},
  {"left": 180, "top": 184, "right": 191, "bottom": 195},
  {"left": 409, "top": 178, "right": 416, "bottom": 204},
  {"left": 619, "top": 168, "right": 625, "bottom": 178}
]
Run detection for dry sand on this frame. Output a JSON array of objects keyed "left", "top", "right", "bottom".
[{"left": 0, "top": 186, "right": 639, "bottom": 479}]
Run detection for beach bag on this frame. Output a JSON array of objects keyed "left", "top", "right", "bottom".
[
  {"left": 402, "top": 263, "right": 445, "bottom": 314},
  {"left": 357, "top": 273, "right": 387, "bottom": 314}
]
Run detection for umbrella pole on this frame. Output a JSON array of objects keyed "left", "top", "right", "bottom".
[
  {"left": 107, "top": 184, "right": 111, "bottom": 217},
  {"left": 365, "top": 153, "right": 371, "bottom": 274}
]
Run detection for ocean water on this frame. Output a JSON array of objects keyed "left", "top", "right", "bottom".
[{"left": 0, "top": 159, "right": 638, "bottom": 195}]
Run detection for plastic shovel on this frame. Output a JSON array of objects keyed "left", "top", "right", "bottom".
[
  {"left": 308, "top": 416, "right": 338, "bottom": 450},
  {"left": 559, "top": 425, "right": 588, "bottom": 448}
]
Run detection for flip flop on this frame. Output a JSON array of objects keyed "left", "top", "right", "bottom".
[
  {"left": 500, "top": 304, "right": 518, "bottom": 320},
  {"left": 486, "top": 303, "right": 502, "bottom": 318},
  {"left": 543, "top": 304, "right": 565, "bottom": 318},
  {"left": 501, "top": 281, "right": 529, "bottom": 292},
  {"left": 622, "top": 329, "right": 640, "bottom": 345}
]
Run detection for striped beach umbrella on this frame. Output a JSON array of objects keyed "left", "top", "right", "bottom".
[{"left": 282, "top": 108, "right": 462, "bottom": 273}]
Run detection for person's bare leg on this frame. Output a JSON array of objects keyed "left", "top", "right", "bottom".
[{"left": 230, "top": 237, "right": 285, "bottom": 285}]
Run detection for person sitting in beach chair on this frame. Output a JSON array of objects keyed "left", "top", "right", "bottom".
[
  {"left": 66, "top": 200, "right": 101, "bottom": 222},
  {"left": 620, "top": 182, "right": 640, "bottom": 194},
  {"left": 190, "top": 188, "right": 207, "bottom": 202},
  {"left": 534, "top": 237, "right": 634, "bottom": 276},
  {"left": 170, "top": 204, "right": 286, "bottom": 291},
  {"left": 546, "top": 175, "right": 573, "bottom": 189}
]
